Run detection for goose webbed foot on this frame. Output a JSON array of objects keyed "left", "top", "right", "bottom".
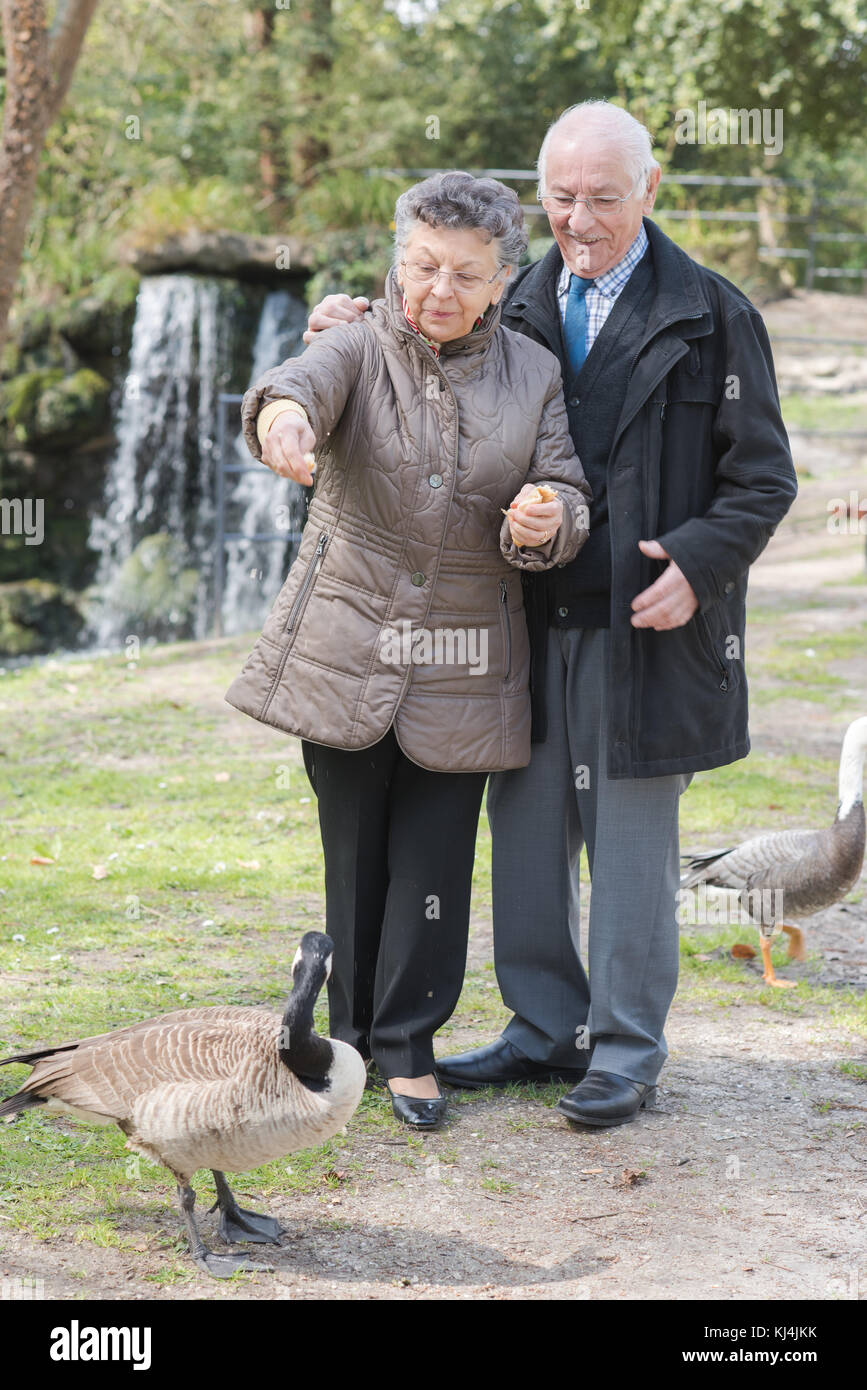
[
  {"left": 178, "top": 1182, "right": 274, "bottom": 1279},
  {"left": 209, "top": 1169, "right": 284, "bottom": 1246},
  {"left": 194, "top": 1247, "right": 275, "bottom": 1278},
  {"left": 760, "top": 936, "right": 798, "bottom": 988}
]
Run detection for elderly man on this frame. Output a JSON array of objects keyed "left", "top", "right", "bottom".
[{"left": 300, "top": 100, "right": 797, "bottom": 1126}]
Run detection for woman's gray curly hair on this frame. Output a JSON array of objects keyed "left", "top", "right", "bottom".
[{"left": 393, "top": 171, "right": 528, "bottom": 272}]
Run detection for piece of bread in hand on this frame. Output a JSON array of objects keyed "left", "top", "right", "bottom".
[{"left": 502, "top": 483, "right": 559, "bottom": 515}]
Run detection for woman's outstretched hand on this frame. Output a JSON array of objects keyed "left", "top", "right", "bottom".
[
  {"left": 261, "top": 413, "right": 318, "bottom": 486},
  {"left": 506, "top": 484, "right": 563, "bottom": 548}
]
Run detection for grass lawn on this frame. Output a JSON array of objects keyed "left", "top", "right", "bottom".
[{"left": 1, "top": 593, "right": 865, "bottom": 1284}]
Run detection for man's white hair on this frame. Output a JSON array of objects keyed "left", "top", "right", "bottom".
[{"left": 537, "top": 100, "right": 660, "bottom": 194}]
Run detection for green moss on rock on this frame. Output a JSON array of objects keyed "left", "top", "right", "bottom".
[
  {"left": 0, "top": 579, "right": 84, "bottom": 656},
  {"left": 1, "top": 367, "right": 111, "bottom": 447}
]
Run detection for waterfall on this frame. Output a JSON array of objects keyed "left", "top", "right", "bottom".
[
  {"left": 220, "top": 289, "right": 309, "bottom": 636},
  {"left": 86, "top": 274, "right": 309, "bottom": 648}
]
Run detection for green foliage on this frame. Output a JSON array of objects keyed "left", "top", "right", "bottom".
[
  {"left": 1, "top": 369, "right": 64, "bottom": 434},
  {"left": 305, "top": 228, "right": 395, "bottom": 308},
  {"left": 5, "top": 0, "right": 866, "bottom": 325}
]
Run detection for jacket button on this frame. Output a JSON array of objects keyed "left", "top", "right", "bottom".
[
  {"left": 569, "top": 396, "right": 580, "bottom": 407},
  {"left": 724, "top": 580, "right": 735, "bottom": 595},
  {"left": 429, "top": 474, "right": 443, "bottom": 488},
  {"left": 411, "top": 572, "right": 426, "bottom": 586},
  {"left": 557, "top": 606, "right": 569, "bottom": 618}
]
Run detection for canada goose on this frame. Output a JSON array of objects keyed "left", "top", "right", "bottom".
[
  {"left": 681, "top": 716, "right": 867, "bottom": 987},
  {"left": 0, "top": 932, "right": 365, "bottom": 1277}
]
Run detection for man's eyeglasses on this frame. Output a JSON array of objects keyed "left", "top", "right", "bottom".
[
  {"left": 402, "top": 261, "right": 503, "bottom": 294},
  {"left": 537, "top": 178, "right": 643, "bottom": 219}
]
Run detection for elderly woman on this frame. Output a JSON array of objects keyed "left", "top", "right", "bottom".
[{"left": 225, "top": 172, "right": 591, "bottom": 1129}]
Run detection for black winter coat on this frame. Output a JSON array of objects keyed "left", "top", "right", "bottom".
[{"left": 502, "top": 217, "right": 798, "bottom": 778}]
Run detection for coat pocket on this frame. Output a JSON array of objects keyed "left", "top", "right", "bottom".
[
  {"left": 499, "top": 578, "right": 512, "bottom": 680},
  {"left": 284, "top": 531, "right": 329, "bottom": 635},
  {"left": 694, "top": 609, "right": 734, "bottom": 692}
]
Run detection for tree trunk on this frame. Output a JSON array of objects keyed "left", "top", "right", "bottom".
[
  {"left": 752, "top": 153, "right": 796, "bottom": 294},
  {"left": 242, "top": 4, "right": 290, "bottom": 231},
  {"left": 0, "top": 0, "right": 100, "bottom": 360},
  {"left": 290, "top": 0, "right": 332, "bottom": 190}
]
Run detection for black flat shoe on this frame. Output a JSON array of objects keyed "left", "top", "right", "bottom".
[
  {"left": 435, "top": 1036, "right": 587, "bottom": 1090},
  {"left": 556, "top": 1070, "right": 658, "bottom": 1127},
  {"left": 387, "top": 1082, "right": 447, "bottom": 1130}
]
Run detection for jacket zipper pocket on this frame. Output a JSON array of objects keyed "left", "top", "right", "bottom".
[
  {"left": 696, "top": 611, "right": 730, "bottom": 691},
  {"left": 285, "top": 531, "right": 328, "bottom": 634},
  {"left": 499, "top": 579, "right": 512, "bottom": 680}
]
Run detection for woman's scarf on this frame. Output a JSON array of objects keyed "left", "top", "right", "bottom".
[{"left": 401, "top": 292, "right": 485, "bottom": 358}]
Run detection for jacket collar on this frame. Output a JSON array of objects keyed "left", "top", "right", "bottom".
[
  {"left": 381, "top": 266, "right": 504, "bottom": 360},
  {"left": 505, "top": 219, "right": 715, "bottom": 346},
  {"left": 502, "top": 242, "right": 563, "bottom": 354}
]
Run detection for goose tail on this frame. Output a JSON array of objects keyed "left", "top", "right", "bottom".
[
  {"left": 0, "top": 1090, "right": 47, "bottom": 1120},
  {"left": 1, "top": 1043, "right": 77, "bottom": 1069},
  {"left": 680, "top": 847, "right": 735, "bottom": 886}
]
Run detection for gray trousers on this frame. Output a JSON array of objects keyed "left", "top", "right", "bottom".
[{"left": 486, "top": 626, "right": 691, "bottom": 1084}]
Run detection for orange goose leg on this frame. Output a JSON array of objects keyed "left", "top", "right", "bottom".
[
  {"left": 760, "top": 935, "right": 798, "bottom": 988},
  {"left": 781, "top": 923, "right": 807, "bottom": 961}
]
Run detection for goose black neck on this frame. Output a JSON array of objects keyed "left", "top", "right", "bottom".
[{"left": 278, "top": 967, "right": 333, "bottom": 1092}]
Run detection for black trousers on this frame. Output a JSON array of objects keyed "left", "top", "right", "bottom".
[{"left": 301, "top": 726, "right": 487, "bottom": 1078}]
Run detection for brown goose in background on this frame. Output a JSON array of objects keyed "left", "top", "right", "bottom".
[
  {"left": 681, "top": 716, "right": 867, "bottom": 987},
  {"left": 0, "top": 932, "right": 365, "bottom": 1277}
]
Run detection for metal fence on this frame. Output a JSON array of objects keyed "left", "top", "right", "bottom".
[{"left": 368, "top": 167, "right": 867, "bottom": 288}]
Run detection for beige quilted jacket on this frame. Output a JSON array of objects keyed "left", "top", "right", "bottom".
[{"left": 224, "top": 270, "right": 591, "bottom": 772}]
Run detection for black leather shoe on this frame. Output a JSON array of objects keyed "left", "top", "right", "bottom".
[
  {"left": 388, "top": 1083, "right": 447, "bottom": 1130},
  {"left": 556, "top": 1070, "right": 658, "bottom": 1127},
  {"left": 435, "top": 1036, "right": 587, "bottom": 1090}
]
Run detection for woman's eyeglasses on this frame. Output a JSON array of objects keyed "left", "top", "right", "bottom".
[{"left": 402, "top": 261, "right": 503, "bottom": 294}]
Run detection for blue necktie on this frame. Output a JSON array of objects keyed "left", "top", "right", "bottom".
[{"left": 564, "top": 274, "right": 595, "bottom": 378}]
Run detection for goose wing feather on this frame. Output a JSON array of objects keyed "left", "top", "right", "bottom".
[
  {"left": 1, "top": 1006, "right": 279, "bottom": 1069},
  {"left": 686, "top": 827, "right": 820, "bottom": 892},
  {"left": 8, "top": 1015, "right": 282, "bottom": 1122}
]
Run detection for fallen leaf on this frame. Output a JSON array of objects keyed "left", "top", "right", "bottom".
[
  {"left": 30, "top": 855, "right": 55, "bottom": 866},
  {"left": 92, "top": 865, "right": 108, "bottom": 880},
  {"left": 612, "top": 1167, "right": 647, "bottom": 1189},
  {"left": 236, "top": 859, "right": 260, "bottom": 870},
  {"left": 321, "top": 1168, "right": 348, "bottom": 1183},
  {"left": 581, "top": 1168, "right": 604, "bottom": 1174},
  {"left": 731, "top": 942, "right": 757, "bottom": 959},
  {"left": 694, "top": 952, "right": 713, "bottom": 962},
  {"left": 214, "top": 771, "right": 231, "bottom": 783},
  {"left": 63, "top": 683, "right": 78, "bottom": 695}
]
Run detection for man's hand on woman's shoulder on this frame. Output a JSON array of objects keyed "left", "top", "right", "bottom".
[{"left": 303, "top": 294, "right": 370, "bottom": 344}]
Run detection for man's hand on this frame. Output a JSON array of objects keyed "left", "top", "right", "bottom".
[
  {"left": 631, "top": 539, "right": 699, "bottom": 629},
  {"left": 506, "top": 484, "right": 563, "bottom": 549},
  {"left": 303, "top": 293, "right": 369, "bottom": 344},
  {"left": 261, "top": 413, "right": 317, "bottom": 486}
]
